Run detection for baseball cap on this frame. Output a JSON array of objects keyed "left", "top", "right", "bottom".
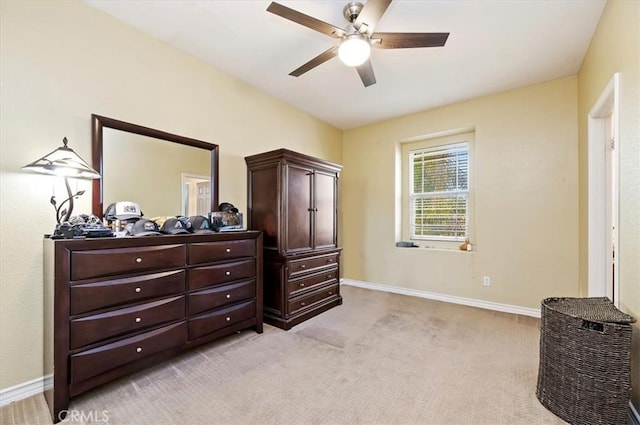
[
  {"left": 104, "top": 201, "right": 143, "bottom": 220},
  {"left": 159, "top": 217, "right": 190, "bottom": 235},
  {"left": 188, "top": 215, "right": 214, "bottom": 233},
  {"left": 174, "top": 216, "right": 193, "bottom": 232},
  {"left": 125, "top": 219, "right": 161, "bottom": 237},
  {"left": 218, "top": 202, "right": 239, "bottom": 214}
]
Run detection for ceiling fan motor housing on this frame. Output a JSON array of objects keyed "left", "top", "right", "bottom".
[{"left": 343, "top": 2, "right": 364, "bottom": 23}]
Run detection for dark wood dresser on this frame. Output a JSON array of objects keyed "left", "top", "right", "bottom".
[
  {"left": 245, "top": 149, "right": 342, "bottom": 330},
  {"left": 43, "top": 231, "right": 262, "bottom": 423}
]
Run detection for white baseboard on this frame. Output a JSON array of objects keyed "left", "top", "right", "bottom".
[
  {"left": 631, "top": 402, "right": 640, "bottom": 425},
  {"left": 0, "top": 374, "right": 51, "bottom": 407},
  {"left": 341, "top": 278, "right": 541, "bottom": 318}
]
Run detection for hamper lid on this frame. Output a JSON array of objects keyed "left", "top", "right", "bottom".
[{"left": 542, "top": 297, "right": 636, "bottom": 324}]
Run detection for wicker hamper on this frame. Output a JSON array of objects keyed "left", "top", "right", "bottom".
[{"left": 536, "top": 297, "right": 635, "bottom": 425}]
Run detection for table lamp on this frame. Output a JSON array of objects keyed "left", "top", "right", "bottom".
[{"left": 22, "top": 137, "right": 100, "bottom": 224}]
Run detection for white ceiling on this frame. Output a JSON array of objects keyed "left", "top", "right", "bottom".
[{"left": 84, "top": 0, "right": 605, "bottom": 130}]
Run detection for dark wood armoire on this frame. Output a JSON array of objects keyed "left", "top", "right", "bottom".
[{"left": 245, "top": 149, "right": 342, "bottom": 330}]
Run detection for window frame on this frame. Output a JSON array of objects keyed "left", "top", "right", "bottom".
[{"left": 400, "top": 131, "right": 475, "bottom": 248}]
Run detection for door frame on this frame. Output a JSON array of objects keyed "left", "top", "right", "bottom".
[
  {"left": 587, "top": 73, "right": 620, "bottom": 305},
  {"left": 181, "top": 173, "right": 211, "bottom": 217}
]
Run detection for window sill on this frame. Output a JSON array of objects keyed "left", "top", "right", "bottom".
[{"left": 395, "top": 245, "right": 474, "bottom": 253}]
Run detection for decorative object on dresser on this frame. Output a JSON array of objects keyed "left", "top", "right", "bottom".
[
  {"left": 22, "top": 137, "right": 101, "bottom": 224},
  {"left": 44, "top": 231, "right": 263, "bottom": 423},
  {"left": 245, "top": 149, "right": 342, "bottom": 330}
]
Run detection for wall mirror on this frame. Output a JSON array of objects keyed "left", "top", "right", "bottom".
[{"left": 91, "top": 114, "right": 219, "bottom": 219}]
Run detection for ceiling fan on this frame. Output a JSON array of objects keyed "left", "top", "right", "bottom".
[{"left": 266, "top": 0, "right": 449, "bottom": 87}]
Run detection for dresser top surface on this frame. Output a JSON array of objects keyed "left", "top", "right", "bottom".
[{"left": 45, "top": 231, "right": 262, "bottom": 250}]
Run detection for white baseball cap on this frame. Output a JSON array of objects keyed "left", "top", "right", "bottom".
[{"left": 104, "top": 201, "right": 143, "bottom": 220}]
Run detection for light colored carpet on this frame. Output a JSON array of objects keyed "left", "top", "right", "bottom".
[{"left": 1, "top": 285, "right": 568, "bottom": 425}]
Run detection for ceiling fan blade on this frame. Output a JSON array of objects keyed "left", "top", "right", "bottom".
[
  {"left": 354, "top": 0, "right": 392, "bottom": 34},
  {"left": 356, "top": 59, "right": 376, "bottom": 87},
  {"left": 371, "top": 32, "right": 449, "bottom": 49},
  {"left": 267, "top": 2, "right": 346, "bottom": 38},
  {"left": 289, "top": 46, "right": 339, "bottom": 77}
]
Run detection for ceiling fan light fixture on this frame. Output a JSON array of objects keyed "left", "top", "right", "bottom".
[{"left": 338, "top": 34, "right": 371, "bottom": 67}]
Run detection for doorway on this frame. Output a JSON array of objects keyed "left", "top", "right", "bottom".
[{"left": 587, "top": 73, "right": 619, "bottom": 306}]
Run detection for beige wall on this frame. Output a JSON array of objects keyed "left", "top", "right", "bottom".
[
  {"left": 0, "top": 0, "right": 341, "bottom": 390},
  {"left": 342, "top": 76, "right": 580, "bottom": 309},
  {"left": 576, "top": 0, "right": 640, "bottom": 409}
]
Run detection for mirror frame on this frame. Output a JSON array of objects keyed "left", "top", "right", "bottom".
[{"left": 91, "top": 114, "right": 219, "bottom": 218}]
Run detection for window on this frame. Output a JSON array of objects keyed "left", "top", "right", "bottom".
[
  {"left": 409, "top": 143, "right": 469, "bottom": 241},
  {"left": 400, "top": 130, "right": 474, "bottom": 246}
]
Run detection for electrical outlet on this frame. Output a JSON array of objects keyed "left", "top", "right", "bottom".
[{"left": 483, "top": 276, "right": 491, "bottom": 286}]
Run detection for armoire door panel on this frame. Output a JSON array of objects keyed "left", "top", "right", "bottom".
[
  {"left": 314, "top": 171, "right": 337, "bottom": 250},
  {"left": 285, "top": 165, "right": 313, "bottom": 253}
]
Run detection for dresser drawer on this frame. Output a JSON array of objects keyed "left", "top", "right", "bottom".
[
  {"left": 70, "top": 296, "right": 185, "bottom": 349},
  {"left": 288, "top": 253, "right": 339, "bottom": 279},
  {"left": 188, "top": 259, "right": 256, "bottom": 290},
  {"left": 287, "top": 268, "right": 338, "bottom": 297},
  {"left": 70, "top": 270, "right": 185, "bottom": 315},
  {"left": 188, "top": 300, "right": 256, "bottom": 340},
  {"left": 188, "top": 279, "right": 256, "bottom": 316},
  {"left": 71, "top": 245, "right": 186, "bottom": 281},
  {"left": 288, "top": 283, "right": 339, "bottom": 316},
  {"left": 189, "top": 239, "right": 255, "bottom": 264},
  {"left": 70, "top": 321, "right": 187, "bottom": 384}
]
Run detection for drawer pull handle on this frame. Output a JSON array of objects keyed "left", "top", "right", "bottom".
[
  {"left": 226, "top": 248, "right": 231, "bottom": 253},
  {"left": 135, "top": 317, "right": 141, "bottom": 323},
  {"left": 328, "top": 275, "right": 333, "bottom": 279},
  {"left": 328, "top": 258, "right": 334, "bottom": 263},
  {"left": 300, "top": 264, "right": 306, "bottom": 269},
  {"left": 300, "top": 283, "right": 305, "bottom": 287},
  {"left": 136, "top": 347, "right": 142, "bottom": 353},
  {"left": 328, "top": 291, "right": 333, "bottom": 295},
  {"left": 226, "top": 316, "right": 231, "bottom": 321},
  {"left": 135, "top": 257, "right": 142, "bottom": 263},
  {"left": 301, "top": 302, "right": 306, "bottom": 306},
  {"left": 226, "top": 294, "right": 231, "bottom": 299},
  {"left": 135, "top": 287, "right": 141, "bottom": 293},
  {"left": 225, "top": 271, "right": 231, "bottom": 276}
]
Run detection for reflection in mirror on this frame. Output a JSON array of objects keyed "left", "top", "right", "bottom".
[
  {"left": 92, "top": 115, "right": 219, "bottom": 219},
  {"left": 181, "top": 173, "right": 211, "bottom": 217}
]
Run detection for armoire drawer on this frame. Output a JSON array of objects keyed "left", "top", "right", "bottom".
[
  {"left": 288, "top": 283, "right": 339, "bottom": 316},
  {"left": 71, "top": 245, "right": 186, "bottom": 280},
  {"left": 287, "top": 268, "right": 338, "bottom": 297},
  {"left": 188, "top": 259, "right": 256, "bottom": 290},
  {"left": 287, "top": 253, "right": 339, "bottom": 279},
  {"left": 188, "top": 279, "right": 256, "bottom": 316},
  {"left": 189, "top": 239, "right": 256, "bottom": 264},
  {"left": 188, "top": 300, "right": 256, "bottom": 340},
  {"left": 70, "top": 296, "right": 185, "bottom": 349},
  {"left": 69, "top": 270, "right": 185, "bottom": 315},
  {"left": 70, "top": 321, "right": 187, "bottom": 384}
]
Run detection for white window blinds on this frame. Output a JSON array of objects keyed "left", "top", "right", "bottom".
[{"left": 409, "top": 142, "right": 469, "bottom": 240}]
